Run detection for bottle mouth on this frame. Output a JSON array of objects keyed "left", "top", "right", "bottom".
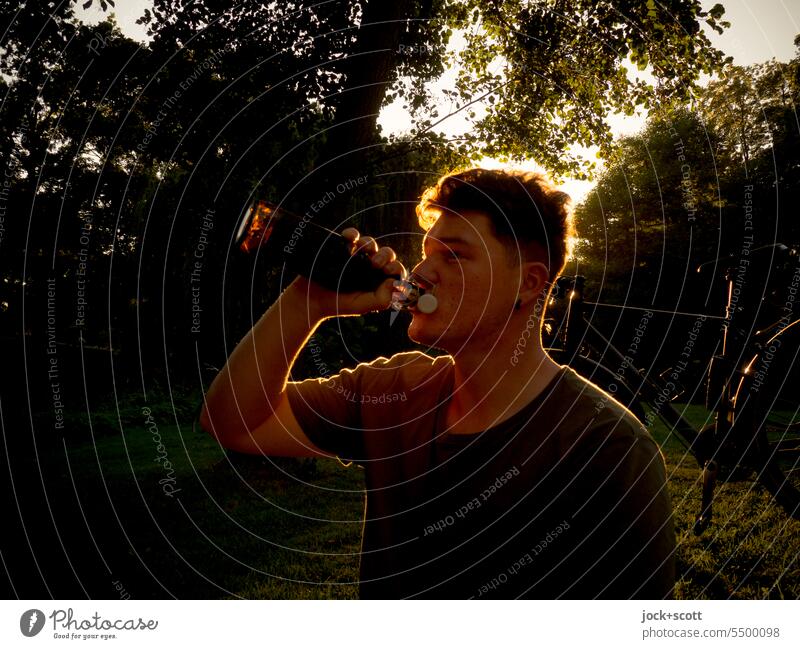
[
  {"left": 391, "top": 271, "right": 438, "bottom": 313},
  {"left": 408, "top": 271, "right": 435, "bottom": 291}
]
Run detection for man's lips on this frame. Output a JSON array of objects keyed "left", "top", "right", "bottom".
[{"left": 391, "top": 279, "right": 439, "bottom": 314}]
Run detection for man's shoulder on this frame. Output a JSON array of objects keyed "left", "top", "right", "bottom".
[
  {"left": 557, "top": 365, "right": 645, "bottom": 431},
  {"left": 553, "top": 365, "right": 660, "bottom": 459},
  {"left": 364, "top": 350, "right": 453, "bottom": 369},
  {"left": 348, "top": 350, "right": 453, "bottom": 392},
  {"left": 353, "top": 350, "right": 453, "bottom": 376}
]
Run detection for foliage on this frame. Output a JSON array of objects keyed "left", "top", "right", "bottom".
[
  {"left": 132, "top": 0, "right": 730, "bottom": 184},
  {"left": 558, "top": 50, "right": 799, "bottom": 390},
  {"left": 695, "top": 53, "right": 800, "bottom": 245},
  {"left": 571, "top": 44, "right": 800, "bottom": 366},
  {"left": 574, "top": 107, "right": 723, "bottom": 308},
  {"left": 440, "top": 0, "right": 729, "bottom": 178}
]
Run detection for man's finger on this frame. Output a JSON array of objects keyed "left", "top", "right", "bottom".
[
  {"left": 355, "top": 235, "right": 378, "bottom": 254},
  {"left": 370, "top": 246, "right": 397, "bottom": 268},
  {"left": 341, "top": 227, "right": 360, "bottom": 243},
  {"left": 383, "top": 260, "right": 406, "bottom": 278}
]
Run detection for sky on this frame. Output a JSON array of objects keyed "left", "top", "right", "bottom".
[{"left": 77, "top": 0, "right": 800, "bottom": 202}]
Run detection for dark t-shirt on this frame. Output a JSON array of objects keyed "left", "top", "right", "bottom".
[{"left": 285, "top": 351, "right": 675, "bottom": 599}]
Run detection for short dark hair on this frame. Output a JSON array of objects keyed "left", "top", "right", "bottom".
[{"left": 416, "top": 168, "right": 575, "bottom": 280}]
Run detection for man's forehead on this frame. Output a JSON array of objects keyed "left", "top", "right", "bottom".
[{"left": 423, "top": 209, "right": 493, "bottom": 247}]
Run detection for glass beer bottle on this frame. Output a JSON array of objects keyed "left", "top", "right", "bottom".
[{"left": 235, "top": 199, "right": 437, "bottom": 313}]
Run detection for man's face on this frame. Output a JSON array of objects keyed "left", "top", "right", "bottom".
[{"left": 407, "top": 209, "right": 523, "bottom": 352}]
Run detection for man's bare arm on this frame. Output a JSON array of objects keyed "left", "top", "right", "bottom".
[{"left": 198, "top": 230, "right": 404, "bottom": 456}]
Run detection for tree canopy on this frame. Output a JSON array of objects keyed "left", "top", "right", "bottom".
[
  {"left": 573, "top": 43, "right": 800, "bottom": 366},
  {"left": 132, "top": 0, "right": 729, "bottom": 177}
]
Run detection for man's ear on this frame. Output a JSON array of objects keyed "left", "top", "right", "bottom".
[{"left": 517, "top": 260, "right": 550, "bottom": 309}]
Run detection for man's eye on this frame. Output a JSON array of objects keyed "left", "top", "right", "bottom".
[{"left": 446, "top": 251, "right": 462, "bottom": 262}]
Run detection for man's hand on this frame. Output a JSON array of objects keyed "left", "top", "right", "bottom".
[{"left": 296, "top": 228, "right": 406, "bottom": 319}]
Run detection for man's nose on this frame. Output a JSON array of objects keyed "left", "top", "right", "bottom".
[{"left": 410, "top": 260, "right": 437, "bottom": 290}]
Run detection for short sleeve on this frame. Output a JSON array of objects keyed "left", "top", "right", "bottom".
[{"left": 285, "top": 366, "right": 365, "bottom": 464}]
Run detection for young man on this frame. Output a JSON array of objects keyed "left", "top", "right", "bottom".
[{"left": 199, "top": 168, "right": 676, "bottom": 599}]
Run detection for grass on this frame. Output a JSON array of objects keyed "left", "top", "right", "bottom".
[
  {"left": 645, "top": 403, "right": 800, "bottom": 599},
  {"left": 40, "top": 411, "right": 363, "bottom": 598},
  {"left": 41, "top": 398, "right": 800, "bottom": 599}
]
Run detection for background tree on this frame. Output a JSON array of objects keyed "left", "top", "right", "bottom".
[
  {"left": 697, "top": 43, "right": 800, "bottom": 245},
  {"left": 445, "top": 0, "right": 730, "bottom": 177},
  {"left": 571, "top": 107, "right": 723, "bottom": 373},
  {"left": 575, "top": 108, "right": 722, "bottom": 301},
  {"left": 572, "top": 41, "right": 800, "bottom": 379}
]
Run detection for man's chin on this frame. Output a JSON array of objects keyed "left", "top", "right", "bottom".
[{"left": 407, "top": 314, "right": 440, "bottom": 346}]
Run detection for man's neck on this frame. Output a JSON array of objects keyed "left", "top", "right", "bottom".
[{"left": 444, "top": 326, "right": 563, "bottom": 434}]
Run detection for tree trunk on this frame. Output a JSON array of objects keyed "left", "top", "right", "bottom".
[{"left": 312, "top": 0, "right": 416, "bottom": 228}]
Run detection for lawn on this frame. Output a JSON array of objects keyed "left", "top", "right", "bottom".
[
  {"left": 646, "top": 403, "right": 800, "bottom": 599},
  {"left": 39, "top": 399, "right": 800, "bottom": 599}
]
